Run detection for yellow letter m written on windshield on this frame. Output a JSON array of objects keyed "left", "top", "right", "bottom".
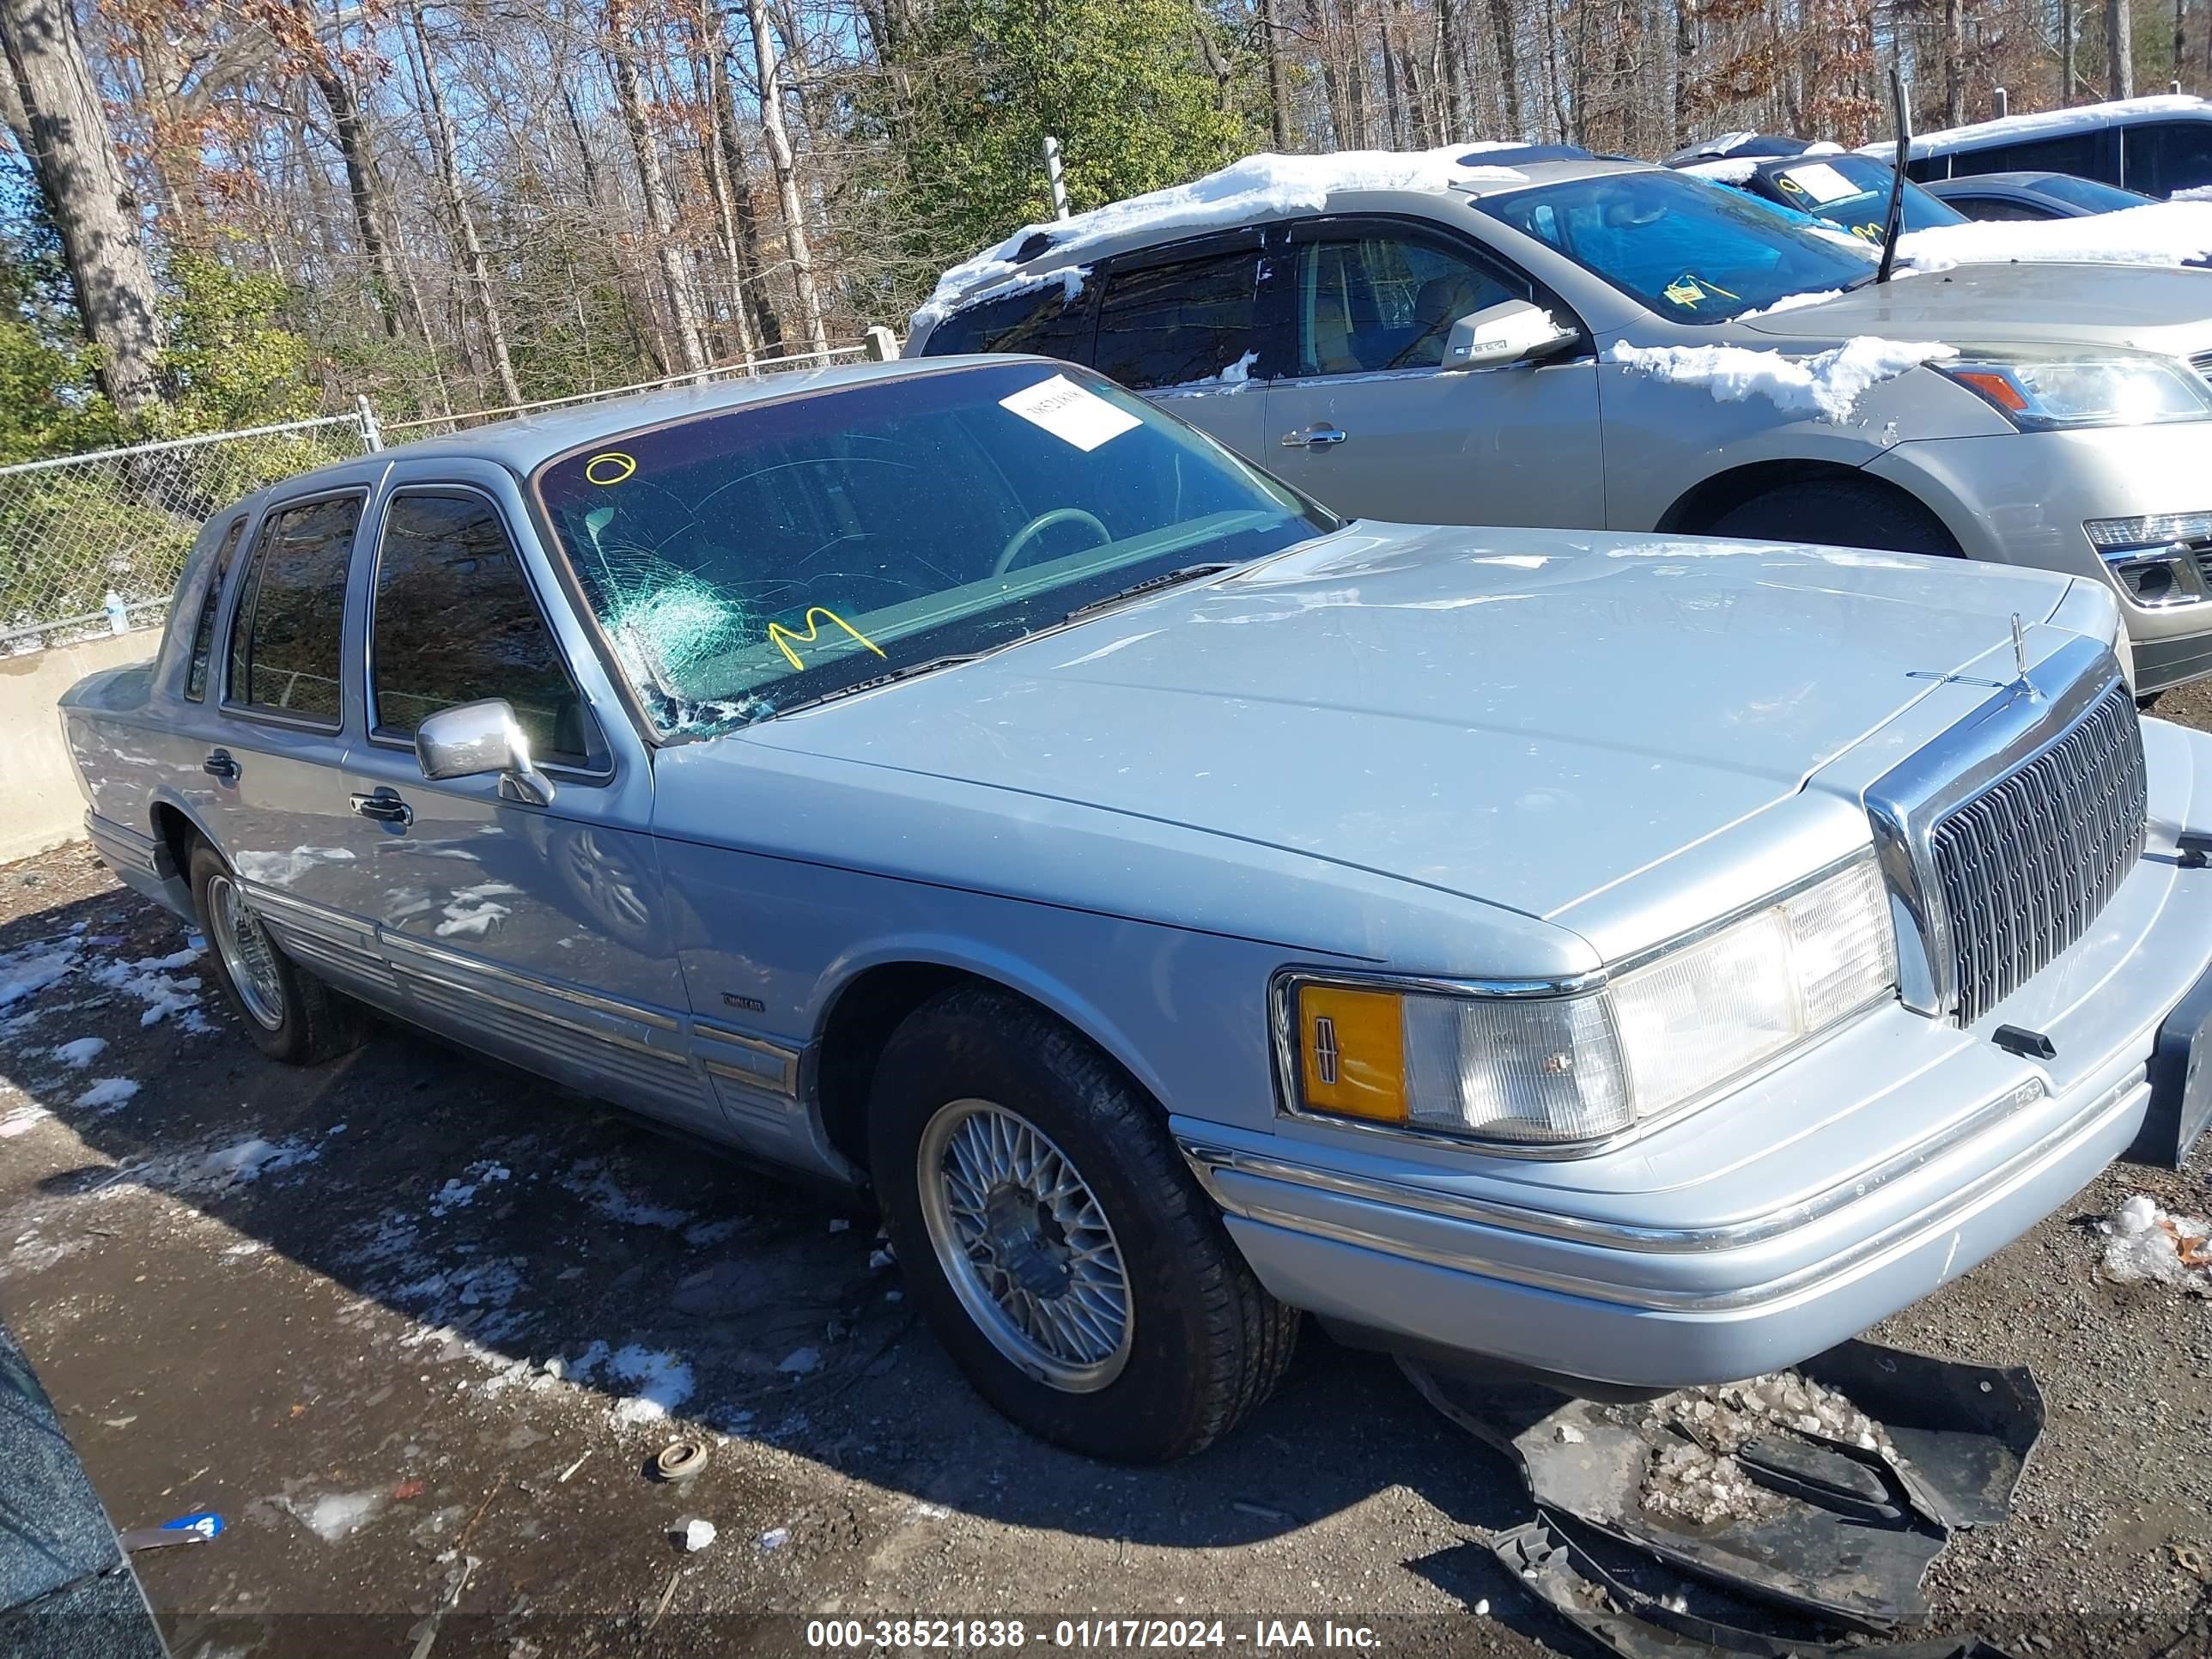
[{"left": 767, "top": 608, "right": 889, "bottom": 671}]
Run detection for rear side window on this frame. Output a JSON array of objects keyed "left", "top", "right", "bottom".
[
  {"left": 2125, "top": 121, "right": 2212, "bottom": 196},
  {"left": 370, "top": 492, "right": 596, "bottom": 769},
  {"left": 182, "top": 516, "right": 247, "bottom": 701},
  {"left": 1091, "top": 250, "right": 1258, "bottom": 390},
  {"left": 1954, "top": 131, "right": 2108, "bottom": 182},
  {"left": 226, "top": 495, "right": 359, "bottom": 725},
  {"left": 1949, "top": 195, "right": 2056, "bottom": 222},
  {"left": 923, "top": 276, "right": 1093, "bottom": 362}
]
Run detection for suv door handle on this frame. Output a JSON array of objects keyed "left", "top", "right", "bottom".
[
  {"left": 203, "top": 749, "right": 238, "bottom": 781},
  {"left": 1281, "top": 423, "right": 1348, "bottom": 447},
  {"left": 349, "top": 788, "right": 413, "bottom": 828}
]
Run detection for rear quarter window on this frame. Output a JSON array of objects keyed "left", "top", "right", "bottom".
[
  {"left": 182, "top": 515, "right": 248, "bottom": 702},
  {"left": 922, "top": 276, "right": 1094, "bottom": 362},
  {"left": 1091, "top": 249, "right": 1259, "bottom": 391}
]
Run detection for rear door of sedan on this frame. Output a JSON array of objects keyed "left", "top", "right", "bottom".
[
  {"left": 1255, "top": 215, "right": 1607, "bottom": 529},
  {"left": 323, "top": 458, "right": 726, "bottom": 1138}
]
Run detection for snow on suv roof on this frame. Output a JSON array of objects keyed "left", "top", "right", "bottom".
[
  {"left": 1859, "top": 94, "right": 2212, "bottom": 160},
  {"left": 911, "top": 143, "right": 1638, "bottom": 331}
]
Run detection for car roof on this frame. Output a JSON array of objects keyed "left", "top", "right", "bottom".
[
  {"left": 256, "top": 356, "right": 973, "bottom": 498},
  {"left": 1926, "top": 172, "right": 2069, "bottom": 189},
  {"left": 912, "top": 147, "right": 1653, "bottom": 330},
  {"left": 1866, "top": 93, "right": 2212, "bottom": 159}
]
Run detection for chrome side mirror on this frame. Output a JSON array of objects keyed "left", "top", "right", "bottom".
[
  {"left": 415, "top": 699, "right": 556, "bottom": 808},
  {"left": 1442, "top": 299, "right": 1580, "bottom": 371}
]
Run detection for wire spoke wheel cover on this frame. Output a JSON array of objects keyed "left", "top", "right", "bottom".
[
  {"left": 916, "top": 1097, "right": 1133, "bottom": 1393},
  {"left": 207, "top": 871, "right": 284, "bottom": 1031}
]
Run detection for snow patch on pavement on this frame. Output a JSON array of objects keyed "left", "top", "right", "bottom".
[
  {"left": 74, "top": 1078, "right": 139, "bottom": 1111},
  {"left": 1609, "top": 337, "right": 1956, "bottom": 422},
  {"left": 90, "top": 946, "right": 205, "bottom": 1029},
  {"left": 606, "top": 1346, "right": 695, "bottom": 1425},
  {"left": 50, "top": 1036, "right": 106, "bottom": 1068},
  {"left": 0, "top": 939, "right": 79, "bottom": 1008},
  {"left": 2100, "top": 1192, "right": 2212, "bottom": 1293},
  {"left": 561, "top": 1161, "right": 690, "bottom": 1230},
  {"left": 285, "top": 1488, "right": 387, "bottom": 1541}
]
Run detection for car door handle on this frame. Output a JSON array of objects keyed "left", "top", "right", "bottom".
[
  {"left": 349, "top": 789, "right": 413, "bottom": 828},
  {"left": 202, "top": 749, "right": 238, "bottom": 781},
  {"left": 1280, "top": 424, "right": 1348, "bottom": 447}
]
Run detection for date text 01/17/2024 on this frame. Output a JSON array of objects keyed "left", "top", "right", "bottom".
[{"left": 802, "top": 1618, "right": 1382, "bottom": 1649}]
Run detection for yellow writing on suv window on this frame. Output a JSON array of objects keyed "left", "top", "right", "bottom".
[
  {"left": 767, "top": 607, "right": 888, "bottom": 671},
  {"left": 584, "top": 452, "right": 637, "bottom": 486}
]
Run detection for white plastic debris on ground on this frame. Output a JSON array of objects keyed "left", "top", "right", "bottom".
[
  {"left": 286, "top": 1488, "right": 387, "bottom": 1542},
  {"left": 1896, "top": 200, "right": 2212, "bottom": 272},
  {"left": 2100, "top": 1192, "right": 2212, "bottom": 1294},
  {"left": 1608, "top": 337, "right": 1956, "bottom": 423},
  {"left": 915, "top": 143, "right": 1535, "bottom": 331},
  {"left": 678, "top": 1517, "right": 718, "bottom": 1552}
]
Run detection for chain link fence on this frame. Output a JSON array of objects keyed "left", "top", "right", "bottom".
[
  {"left": 0, "top": 339, "right": 884, "bottom": 656},
  {"left": 0, "top": 411, "right": 377, "bottom": 653}
]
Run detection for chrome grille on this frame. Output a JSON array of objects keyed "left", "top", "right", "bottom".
[{"left": 1927, "top": 681, "right": 2147, "bottom": 1026}]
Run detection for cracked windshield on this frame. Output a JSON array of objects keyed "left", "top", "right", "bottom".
[
  {"left": 532, "top": 363, "right": 1331, "bottom": 732},
  {"left": 1476, "top": 167, "right": 1879, "bottom": 322}
]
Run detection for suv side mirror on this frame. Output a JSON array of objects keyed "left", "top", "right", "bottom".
[
  {"left": 416, "top": 699, "right": 556, "bottom": 807},
  {"left": 1443, "top": 300, "right": 1580, "bottom": 371}
]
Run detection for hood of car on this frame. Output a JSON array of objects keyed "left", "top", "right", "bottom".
[
  {"left": 733, "top": 522, "right": 2075, "bottom": 921},
  {"left": 1735, "top": 261, "right": 2212, "bottom": 355}
]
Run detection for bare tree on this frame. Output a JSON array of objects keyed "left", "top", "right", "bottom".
[
  {"left": 0, "top": 0, "right": 166, "bottom": 408},
  {"left": 608, "top": 0, "right": 708, "bottom": 373},
  {"left": 1261, "top": 0, "right": 1296, "bottom": 146},
  {"left": 744, "top": 0, "right": 827, "bottom": 354},
  {"left": 2111, "top": 0, "right": 2135, "bottom": 95}
]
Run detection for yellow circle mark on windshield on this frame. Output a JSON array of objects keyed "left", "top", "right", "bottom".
[{"left": 585, "top": 452, "right": 637, "bottom": 486}]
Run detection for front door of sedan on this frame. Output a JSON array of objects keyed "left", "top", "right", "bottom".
[
  {"left": 325, "top": 468, "right": 725, "bottom": 1138},
  {"left": 1257, "top": 220, "right": 1607, "bottom": 530}
]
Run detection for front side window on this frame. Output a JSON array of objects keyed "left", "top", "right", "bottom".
[
  {"left": 225, "top": 495, "right": 358, "bottom": 724},
  {"left": 1091, "top": 249, "right": 1258, "bottom": 389},
  {"left": 923, "top": 276, "right": 1094, "bottom": 362},
  {"left": 2031, "top": 173, "right": 2153, "bottom": 211},
  {"left": 1292, "top": 236, "right": 1519, "bottom": 376},
  {"left": 532, "top": 362, "right": 1333, "bottom": 732},
  {"left": 183, "top": 515, "right": 247, "bottom": 701},
  {"left": 371, "top": 492, "right": 597, "bottom": 769},
  {"left": 1478, "top": 170, "right": 1876, "bottom": 323}
]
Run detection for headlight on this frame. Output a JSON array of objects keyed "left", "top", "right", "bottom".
[
  {"left": 1936, "top": 349, "right": 2212, "bottom": 432},
  {"left": 1279, "top": 854, "right": 1897, "bottom": 1151}
]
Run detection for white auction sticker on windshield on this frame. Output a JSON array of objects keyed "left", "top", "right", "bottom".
[
  {"left": 998, "top": 374, "right": 1141, "bottom": 452},
  {"left": 1779, "top": 161, "right": 1859, "bottom": 204}
]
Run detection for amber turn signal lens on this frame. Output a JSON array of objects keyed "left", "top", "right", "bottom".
[
  {"left": 1952, "top": 370, "right": 2028, "bottom": 412},
  {"left": 1296, "top": 985, "right": 1407, "bottom": 1123}
]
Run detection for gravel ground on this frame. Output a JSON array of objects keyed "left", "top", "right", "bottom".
[{"left": 2, "top": 708, "right": 2211, "bottom": 1658}]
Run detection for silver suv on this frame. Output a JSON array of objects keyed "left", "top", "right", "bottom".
[{"left": 910, "top": 149, "right": 2212, "bottom": 692}]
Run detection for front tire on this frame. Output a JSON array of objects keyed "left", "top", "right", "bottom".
[
  {"left": 1706, "top": 479, "right": 1960, "bottom": 556},
  {"left": 189, "top": 840, "right": 365, "bottom": 1066},
  {"left": 868, "top": 986, "right": 1298, "bottom": 1462}
]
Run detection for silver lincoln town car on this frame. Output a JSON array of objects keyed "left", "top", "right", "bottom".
[{"left": 60, "top": 357, "right": 2212, "bottom": 1462}]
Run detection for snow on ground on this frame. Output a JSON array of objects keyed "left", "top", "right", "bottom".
[
  {"left": 73, "top": 1078, "right": 139, "bottom": 1111},
  {"left": 428, "top": 1161, "right": 512, "bottom": 1217},
  {"left": 0, "top": 1103, "right": 51, "bottom": 1139},
  {"left": 561, "top": 1160, "right": 691, "bottom": 1230},
  {"left": 89, "top": 946, "right": 206, "bottom": 1029},
  {"left": 604, "top": 1345, "right": 696, "bottom": 1425},
  {"left": 50, "top": 1036, "right": 106, "bottom": 1068},
  {"left": 0, "top": 938, "right": 80, "bottom": 1007},
  {"left": 1608, "top": 336, "right": 1956, "bottom": 423},
  {"left": 915, "top": 144, "right": 1534, "bottom": 328},
  {"left": 2100, "top": 1192, "right": 2212, "bottom": 1293},
  {"left": 185, "top": 1134, "right": 321, "bottom": 1190},
  {"left": 1896, "top": 199, "right": 2212, "bottom": 270}
]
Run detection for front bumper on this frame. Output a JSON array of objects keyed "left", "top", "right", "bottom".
[
  {"left": 1866, "top": 425, "right": 2212, "bottom": 690},
  {"left": 1177, "top": 717, "right": 2212, "bottom": 1392}
]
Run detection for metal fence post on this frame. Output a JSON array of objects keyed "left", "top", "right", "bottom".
[
  {"left": 356, "top": 394, "right": 385, "bottom": 453},
  {"left": 1043, "top": 135, "right": 1070, "bottom": 220}
]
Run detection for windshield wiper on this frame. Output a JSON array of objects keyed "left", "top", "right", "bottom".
[
  {"left": 757, "top": 653, "right": 983, "bottom": 722},
  {"left": 1062, "top": 562, "right": 1234, "bottom": 623}
]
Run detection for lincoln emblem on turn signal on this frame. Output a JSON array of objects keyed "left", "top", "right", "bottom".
[{"left": 1313, "top": 1016, "right": 1340, "bottom": 1086}]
